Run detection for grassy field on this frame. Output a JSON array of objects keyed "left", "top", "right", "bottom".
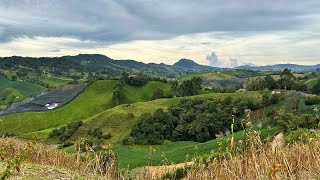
[
  {"left": 180, "top": 71, "right": 234, "bottom": 81},
  {"left": 0, "top": 80, "right": 172, "bottom": 138},
  {"left": 40, "top": 75, "right": 72, "bottom": 87},
  {"left": 122, "top": 81, "right": 171, "bottom": 104},
  {"left": 113, "top": 126, "right": 280, "bottom": 169}
]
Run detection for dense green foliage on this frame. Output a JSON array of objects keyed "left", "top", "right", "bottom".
[
  {"left": 311, "top": 79, "right": 320, "bottom": 94},
  {"left": 246, "top": 69, "right": 309, "bottom": 92},
  {"left": 272, "top": 110, "right": 317, "bottom": 132},
  {"left": 48, "top": 121, "right": 83, "bottom": 142},
  {"left": 151, "top": 88, "right": 165, "bottom": 100},
  {"left": 305, "top": 96, "right": 320, "bottom": 105},
  {"left": 169, "top": 77, "right": 203, "bottom": 97},
  {"left": 88, "top": 128, "right": 112, "bottom": 140},
  {"left": 125, "top": 96, "right": 263, "bottom": 145}
]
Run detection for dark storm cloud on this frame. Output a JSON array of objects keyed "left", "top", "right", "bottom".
[{"left": 0, "top": 0, "right": 318, "bottom": 43}]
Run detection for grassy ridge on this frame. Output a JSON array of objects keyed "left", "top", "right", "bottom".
[
  {"left": 40, "top": 76, "right": 72, "bottom": 87},
  {"left": 180, "top": 72, "right": 234, "bottom": 81}
]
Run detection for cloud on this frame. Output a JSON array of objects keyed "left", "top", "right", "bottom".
[
  {"left": 0, "top": 0, "right": 319, "bottom": 44},
  {"left": 207, "top": 51, "right": 256, "bottom": 68},
  {"left": 0, "top": 1, "right": 319, "bottom": 65}
]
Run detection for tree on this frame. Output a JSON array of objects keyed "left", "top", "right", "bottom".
[
  {"left": 112, "top": 87, "right": 122, "bottom": 106},
  {"left": 279, "top": 68, "right": 296, "bottom": 90},
  {"left": 284, "top": 91, "right": 306, "bottom": 111},
  {"left": 262, "top": 88, "right": 271, "bottom": 105},
  {"left": 151, "top": 88, "right": 165, "bottom": 100},
  {"left": 311, "top": 79, "right": 320, "bottom": 95},
  {"left": 176, "top": 77, "right": 203, "bottom": 97},
  {"left": 264, "top": 75, "right": 278, "bottom": 90}
]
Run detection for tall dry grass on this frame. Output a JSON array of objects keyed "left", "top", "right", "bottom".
[
  {"left": 185, "top": 133, "right": 320, "bottom": 180},
  {"left": 0, "top": 137, "right": 127, "bottom": 179},
  {"left": 2, "top": 131, "right": 320, "bottom": 180}
]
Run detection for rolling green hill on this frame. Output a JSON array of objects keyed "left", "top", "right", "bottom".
[
  {"left": 72, "top": 91, "right": 260, "bottom": 145},
  {"left": 0, "top": 76, "right": 45, "bottom": 109},
  {"left": 0, "top": 80, "right": 172, "bottom": 138}
]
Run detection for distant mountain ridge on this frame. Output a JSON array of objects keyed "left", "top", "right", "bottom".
[
  {"left": 0, "top": 54, "right": 218, "bottom": 76},
  {"left": 236, "top": 63, "right": 320, "bottom": 72},
  {"left": 173, "top": 58, "right": 218, "bottom": 71}
]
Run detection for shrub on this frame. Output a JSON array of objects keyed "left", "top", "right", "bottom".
[
  {"left": 285, "top": 128, "right": 319, "bottom": 144},
  {"left": 58, "top": 140, "right": 74, "bottom": 149},
  {"left": 272, "top": 110, "right": 318, "bottom": 132},
  {"left": 48, "top": 121, "right": 83, "bottom": 142},
  {"left": 305, "top": 96, "right": 320, "bottom": 105},
  {"left": 88, "top": 128, "right": 112, "bottom": 140}
]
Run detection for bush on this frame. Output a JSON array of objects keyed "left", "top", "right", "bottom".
[
  {"left": 305, "top": 96, "right": 320, "bottom": 105},
  {"left": 1, "top": 132, "right": 14, "bottom": 138},
  {"left": 151, "top": 88, "right": 165, "bottom": 100},
  {"left": 88, "top": 128, "right": 103, "bottom": 139},
  {"left": 58, "top": 140, "right": 74, "bottom": 149},
  {"left": 48, "top": 121, "right": 83, "bottom": 142},
  {"left": 272, "top": 110, "right": 318, "bottom": 132},
  {"left": 285, "top": 128, "right": 319, "bottom": 144},
  {"left": 88, "top": 128, "right": 112, "bottom": 140}
]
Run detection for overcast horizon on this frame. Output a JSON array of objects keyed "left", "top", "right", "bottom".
[{"left": 0, "top": 0, "right": 319, "bottom": 67}]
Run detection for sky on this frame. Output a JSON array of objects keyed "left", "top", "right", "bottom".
[{"left": 0, "top": 0, "right": 319, "bottom": 67}]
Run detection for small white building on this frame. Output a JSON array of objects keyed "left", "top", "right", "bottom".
[
  {"left": 271, "top": 89, "right": 282, "bottom": 94},
  {"left": 45, "top": 103, "right": 59, "bottom": 110}
]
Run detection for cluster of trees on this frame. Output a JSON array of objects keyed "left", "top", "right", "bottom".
[
  {"left": 169, "top": 77, "right": 203, "bottom": 97},
  {"left": 246, "top": 69, "right": 309, "bottom": 92},
  {"left": 311, "top": 79, "right": 320, "bottom": 94},
  {"left": 120, "top": 72, "right": 168, "bottom": 86},
  {"left": 151, "top": 77, "right": 204, "bottom": 100},
  {"left": 88, "top": 128, "right": 112, "bottom": 140},
  {"left": 48, "top": 121, "right": 83, "bottom": 142},
  {"left": 270, "top": 91, "right": 320, "bottom": 132},
  {"left": 272, "top": 110, "right": 318, "bottom": 132},
  {"left": 124, "top": 96, "right": 263, "bottom": 145},
  {"left": 112, "top": 76, "right": 126, "bottom": 106}
]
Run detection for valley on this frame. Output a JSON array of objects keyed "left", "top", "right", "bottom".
[{"left": 0, "top": 54, "right": 319, "bottom": 179}]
